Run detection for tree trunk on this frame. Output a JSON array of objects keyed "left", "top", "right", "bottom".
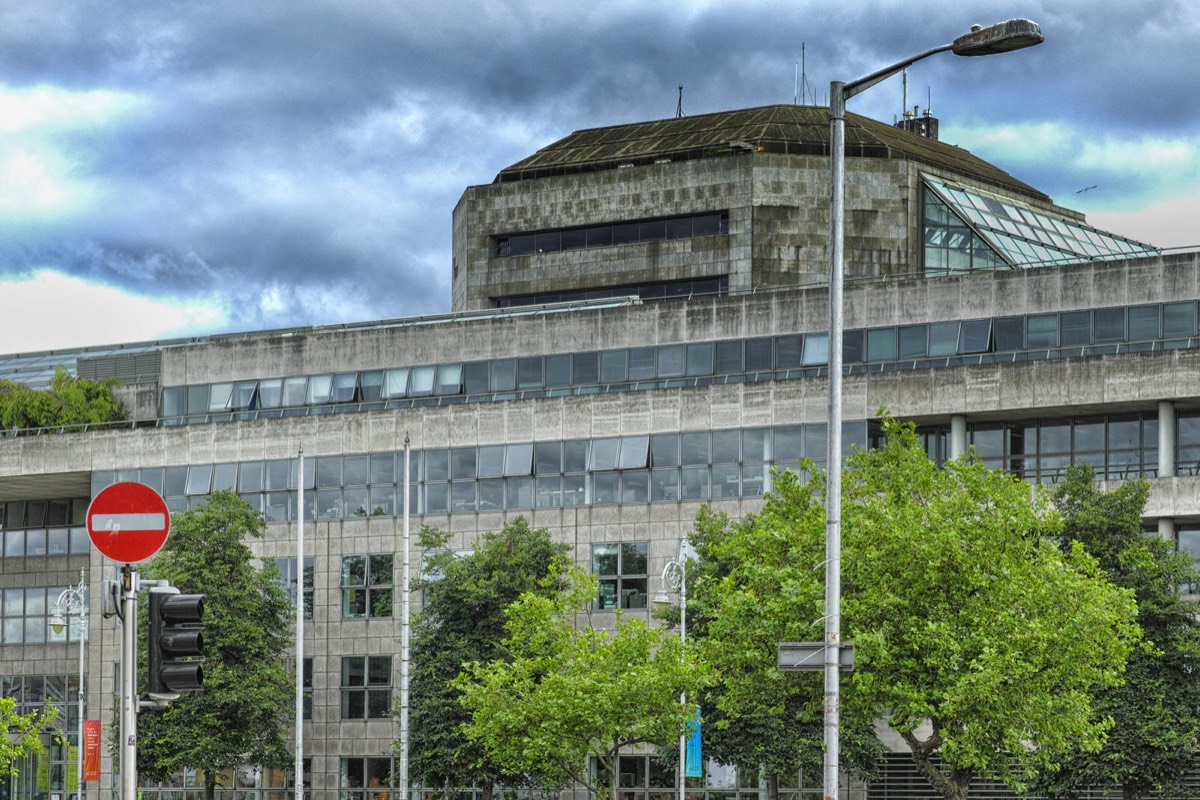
[
  {"left": 900, "top": 730, "right": 971, "bottom": 800},
  {"left": 481, "top": 782, "right": 494, "bottom": 800},
  {"left": 766, "top": 772, "right": 779, "bottom": 800},
  {"left": 205, "top": 778, "right": 217, "bottom": 800}
]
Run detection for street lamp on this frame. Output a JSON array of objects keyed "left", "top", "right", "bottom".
[
  {"left": 51, "top": 568, "right": 88, "bottom": 800},
  {"left": 823, "top": 18, "right": 1042, "bottom": 799},
  {"left": 652, "top": 541, "right": 690, "bottom": 800}
]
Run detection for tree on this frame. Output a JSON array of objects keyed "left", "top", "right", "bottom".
[
  {"left": 1034, "top": 465, "right": 1200, "bottom": 800},
  {"left": 685, "top": 506, "right": 882, "bottom": 798},
  {"left": 0, "top": 367, "right": 126, "bottom": 432},
  {"left": 403, "top": 517, "right": 571, "bottom": 800},
  {"left": 456, "top": 566, "right": 698, "bottom": 800},
  {"left": 699, "top": 418, "right": 1140, "bottom": 800},
  {"left": 136, "top": 491, "right": 295, "bottom": 800},
  {"left": 0, "top": 698, "right": 57, "bottom": 779}
]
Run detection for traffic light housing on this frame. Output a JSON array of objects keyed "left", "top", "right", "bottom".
[{"left": 148, "top": 587, "right": 205, "bottom": 700}]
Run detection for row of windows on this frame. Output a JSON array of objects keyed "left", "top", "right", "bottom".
[
  {"left": 0, "top": 497, "right": 87, "bottom": 530},
  {"left": 496, "top": 276, "right": 728, "bottom": 309},
  {"left": 493, "top": 212, "right": 729, "bottom": 257},
  {"left": 90, "top": 424, "right": 860, "bottom": 520},
  {"left": 161, "top": 299, "right": 1200, "bottom": 426},
  {"left": 1, "top": 526, "right": 92, "bottom": 559},
  {"left": 1, "top": 587, "right": 88, "bottom": 645}
]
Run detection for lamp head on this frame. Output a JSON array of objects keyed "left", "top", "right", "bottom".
[
  {"left": 652, "top": 589, "right": 672, "bottom": 612},
  {"left": 952, "top": 19, "right": 1043, "bottom": 56},
  {"left": 50, "top": 611, "right": 66, "bottom": 635}
]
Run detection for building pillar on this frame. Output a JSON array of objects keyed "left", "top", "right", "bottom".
[
  {"left": 1159, "top": 517, "right": 1175, "bottom": 542},
  {"left": 949, "top": 415, "right": 967, "bottom": 460},
  {"left": 1159, "top": 400, "right": 1176, "bottom": 478}
]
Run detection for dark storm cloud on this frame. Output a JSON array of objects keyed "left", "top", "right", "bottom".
[{"left": 0, "top": 0, "right": 1196, "bottom": 344}]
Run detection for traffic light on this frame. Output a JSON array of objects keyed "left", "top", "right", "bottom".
[{"left": 148, "top": 587, "right": 205, "bottom": 700}]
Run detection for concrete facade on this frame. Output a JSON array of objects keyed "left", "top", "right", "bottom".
[{"left": 5, "top": 104, "right": 1200, "bottom": 800}]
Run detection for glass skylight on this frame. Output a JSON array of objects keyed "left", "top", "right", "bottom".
[{"left": 924, "top": 177, "right": 1159, "bottom": 272}]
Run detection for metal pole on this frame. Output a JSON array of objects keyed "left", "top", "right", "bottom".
[
  {"left": 76, "top": 568, "right": 86, "bottom": 800},
  {"left": 119, "top": 566, "right": 139, "bottom": 800},
  {"left": 400, "top": 436, "right": 412, "bottom": 800},
  {"left": 296, "top": 448, "right": 305, "bottom": 800},
  {"left": 678, "top": 565, "right": 687, "bottom": 800},
  {"left": 824, "top": 79, "right": 846, "bottom": 800}
]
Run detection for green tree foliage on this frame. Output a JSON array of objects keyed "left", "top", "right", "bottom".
[
  {"left": 685, "top": 506, "right": 882, "bottom": 797},
  {"left": 456, "top": 566, "right": 699, "bottom": 800},
  {"left": 698, "top": 418, "right": 1140, "bottom": 800},
  {"left": 1034, "top": 465, "right": 1200, "bottom": 800},
  {"left": 403, "top": 518, "right": 571, "bottom": 800},
  {"left": 0, "top": 698, "right": 57, "bottom": 779},
  {"left": 0, "top": 367, "right": 126, "bottom": 432},
  {"left": 136, "top": 491, "right": 295, "bottom": 800}
]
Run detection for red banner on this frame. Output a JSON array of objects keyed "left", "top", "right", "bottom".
[{"left": 84, "top": 720, "right": 101, "bottom": 782}]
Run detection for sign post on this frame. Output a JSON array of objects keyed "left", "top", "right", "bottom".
[{"left": 87, "top": 482, "right": 172, "bottom": 800}]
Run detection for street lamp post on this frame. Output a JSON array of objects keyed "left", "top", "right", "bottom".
[
  {"left": 653, "top": 542, "right": 690, "bottom": 800},
  {"left": 823, "top": 19, "right": 1042, "bottom": 800},
  {"left": 52, "top": 568, "right": 88, "bottom": 800}
]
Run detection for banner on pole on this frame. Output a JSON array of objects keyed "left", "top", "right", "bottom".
[
  {"left": 685, "top": 707, "right": 702, "bottom": 778},
  {"left": 84, "top": 720, "right": 102, "bottom": 781}
]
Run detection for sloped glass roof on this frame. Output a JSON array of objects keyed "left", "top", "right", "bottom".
[{"left": 925, "top": 177, "right": 1159, "bottom": 269}]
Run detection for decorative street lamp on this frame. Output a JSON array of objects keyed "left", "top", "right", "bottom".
[
  {"left": 822, "top": 19, "right": 1043, "bottom": 799},
  {"left": 52, "top": 568, "right": 89, "bottom": 800},
  {"left": 653, "top": 541, "right": 691, "bottom": 800}
]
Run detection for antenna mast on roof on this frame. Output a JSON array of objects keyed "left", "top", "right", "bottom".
[
  {"left": 676, "top": 84, "right": 684, "bottom": 118},
  {"left": 800, "top": 43, "right": 811, "bottom": 105}
]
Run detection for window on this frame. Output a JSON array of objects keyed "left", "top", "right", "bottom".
[
  {"left": 592, "top": 542, "right": 649, "bottom": 610},
  {"left": 2, "top": 586, "right": 83, "bottom": 645},
  {"left": 340, "top": 657, "right": 392, "bottom": 719},
  {"left": 270, "top": 557, "right": 315, "bottom": 619},
  {"left": 341, "top": 555, "right": 394, "bottom": 618},
  {"left": 340, "top": 757, "right": 393, "bottom": 800}
]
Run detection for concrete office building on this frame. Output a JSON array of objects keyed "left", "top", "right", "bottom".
[{"left": 3, "top": 103, "right": 1198, "bottom": 800}]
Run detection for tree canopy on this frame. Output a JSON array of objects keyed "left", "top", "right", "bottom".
[
  {"left": 403, "top": 518, "right": 571, "bottom": 800},
  {"left": 0, "top": 367, "right": 126, "bottom": 432},
  {"left": 136, "top": 491, "right": 295, "bottom": 800},
  {"left": 697, "top": 418, "right": 1140, "bottom": 800},
  {"left": 0, "top": 698, "right": 57, "bottom": 779},
  {"left": 1034, "top": 465, "right": 1200, "bottom": 800},
  {"left": 686, "top": 506, "right": 882, "bottom": 796},
  {"left": 456, "top": 566, "right": 699, "bottom": 800}
]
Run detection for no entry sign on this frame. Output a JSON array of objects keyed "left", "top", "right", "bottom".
[{"left": 87, "top": 481, "right": 171, "bottom": 563}]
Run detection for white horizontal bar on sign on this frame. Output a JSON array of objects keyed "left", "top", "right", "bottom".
[{"left": 93, "top": 513, "right": 167, "bottom": 532}]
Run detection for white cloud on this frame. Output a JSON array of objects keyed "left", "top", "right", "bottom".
[
  {"left": 1087, "top": 190, "right": 1200, "bottom": 250},
  {"left": 0, "top": 271, "right": 230, "bottom": 353}
]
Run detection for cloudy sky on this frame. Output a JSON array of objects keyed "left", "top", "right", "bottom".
[{"left": 1, "top": 0, "right": 1197, "bottom": 353}]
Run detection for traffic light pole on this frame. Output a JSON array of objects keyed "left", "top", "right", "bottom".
[{"left": 119, "top": 566, "right": 139, "bottom": 800}]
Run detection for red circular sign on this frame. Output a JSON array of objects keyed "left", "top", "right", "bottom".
[{"left": 87, "top": 482, "right": 171, "bottom": 563}]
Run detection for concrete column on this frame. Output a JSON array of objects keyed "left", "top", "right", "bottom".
[
  {"left": 1159, "top": 400, "right": 1176, "bottom": 478},
  {"left": 949, "top": 415, "right": 967, "bottom": 460},
  {"left": 1159, "top": 517, "right": 1175, "bottom": 542}
]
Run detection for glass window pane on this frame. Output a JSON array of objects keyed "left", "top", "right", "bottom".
[
  {"left": 601, "top": 350, "right": 628, "bottom": 383},
  {"left": 801, "top": 333, "right": 828, "bottom": 366},
  {"left": 958, "top": 319, "right": 992, "bottom": 353},
  {"left": 618, "top": 436, "right": 649, "bottom": 469},
  {"left": 478, "top": 445, "right": 504, "bottom": 477},
  {"left": 534, "top": 442, "right": 561, "bottom": 474},
  {"left": 657, "top": 345, "right": 685, "bottom": 377},
  {"left": 384, "top": 369, "right": 409, "bottom": 399},
  {"left": 866, "top": 328, "right": 897, "bottom": 362},
  {"left": 929, "top": 322, "right": 959, "bottom": 356},
  {"left": 745, "top": 338, "right": 773, "bottom": 371},
  {"left": 545, "top": 354, "right": 572, "bottom": 386},
  {"left": 1026, "top": 314, "right": 1058, "bottom": 348},
  {"left": 628, "top": 348, "right": 656, "bottom": 380},
  {"left": 593, "top": 543, "right": 619, "bottom": 576},
  {"left": 686, "top": 343, "right": 713, "bottom": 376},
  {"left": 1060, "top": 311, "right": 1092, "bottom": 346},
  {"left": 712, "top": 430, "right": 740, "bottom": 464},
  {"left": 1164, "top": 302, "right": 1196, "bottom": 337},
  {"left": 1095, "top": 308, "right": 1126, "bottom": 342},
  {"left": 451, "top": 448, "right": 478, "bottom": 479},
  {"left": 573, "top": 352, "right": 599, "bottom": 384},
  {"left": 186, "top": 465, "right": 212, "bottom": 495},
  {"left": 651, "top": 434, "right": 680, "bottom": 467},
  {"left": 491, "top": 359, "right": 517, "bottom": 392},
  {"left": 776, "top": 335, "right": 803, "bottom": 368},
  {"left": 410, "top": 366, "right": 435, "bottom": 396},
  {"left": 897, "top": 325, "right": 927, "bottom": 359},
  {"left": 681, "top": 432, "right": 709, "bottom": 466},
  {"left": 517, "top": 358, "right": 543, "bottom": 389},
  {"left": 1128, "top": 305, "right": 1160, "bottom": 341},
  {"left": 504, "top": 444, "right": 533, "bottom": 476},
  {"left": 590, "top": 438, "right": 620, "bottom": 471},
  {"left": 307, "top": 375, "right": 333, "bottom": 405},
  {"left": 993, "top": 317, "right": 1025, "bottom": 351}
]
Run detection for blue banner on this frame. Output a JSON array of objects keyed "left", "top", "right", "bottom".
[{"left": 685, "top": 707, "right": 702, "bottom": 778}]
